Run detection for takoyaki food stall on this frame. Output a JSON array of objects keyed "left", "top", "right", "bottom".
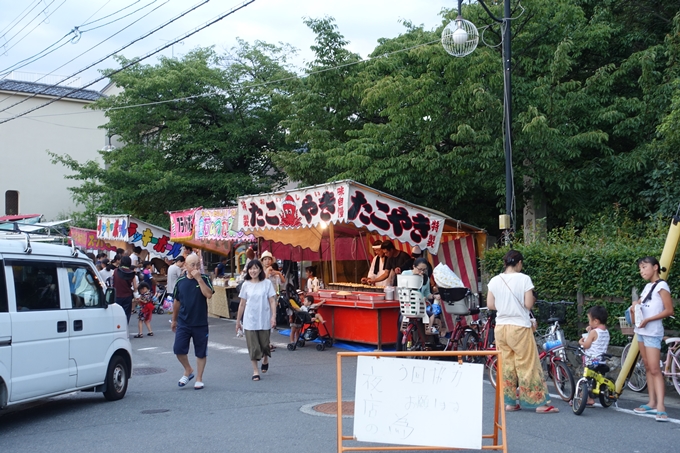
[{"left": 238, "top": 180, "right": 486, "bottom": 348}]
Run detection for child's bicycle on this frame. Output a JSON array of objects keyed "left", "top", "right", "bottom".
[{"left": 572, "top": 352, "right": 617, "bottom": 415}]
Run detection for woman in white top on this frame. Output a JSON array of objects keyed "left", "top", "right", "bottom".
[
  {"left": 236, "top": 259, "right": 277, "bottom": 381},
  {"left": 630, "top": 256, "right": 674, "bottom": 421},
  {"left": 487, "top": 250, "right": 557, "bottom": 414},
  {"left": 305, "top": 266, "right": 320, "bottom": 293}
]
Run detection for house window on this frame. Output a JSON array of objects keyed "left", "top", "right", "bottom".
[{"left": 5, "top": 190, "right": 19, "bottom": 215}]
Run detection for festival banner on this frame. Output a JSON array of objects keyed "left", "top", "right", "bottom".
[
  {"left": 237, "top": 181, "right": 446, "bottom": 253},
  {"left": 238, "top": 182, "right": 348, "bottom": 231},
  {"left": 70, "top": 227, "right": 117, "bottom": 252},
  {"left": 169, "top": 207, "right": 199, "bottom": 241},
  {"left": 96, "top": 215, "right": 182, "bottom": 259},
  {"left": 195, "top": 208, "right": 255, "bottom": 242},
  {"left": 345, "top": 185, "right": 445, "bottom": 254}
]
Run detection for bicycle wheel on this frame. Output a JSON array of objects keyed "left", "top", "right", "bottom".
[
  {"left": 598, "top": 383, "right": 615, "bottom": 408},
  {"left": 670, "top": 348, "right": 680, "bottom": 397},
  {"left": 487, "top": 355, "right": 498, "bottom": 388},
  {"left": 621, "top": 342, "right": 647, "bottom": 392},
  {"left": 572, "top": 378, "right": 589, "bottom": 415},
  {"left": 461, "top": 331, "right": 481, "bottom": 363},
  {"left": 551, "top": 359, "right": 575, "bottom": 402}
]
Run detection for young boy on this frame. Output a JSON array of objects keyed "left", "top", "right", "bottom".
[
  {"left": 578, "top": 305, "right": 610, "bottom": 405},
  {"left": 301, "top": 295, "right": 326, "bottom": 324},
  {"left": 134, "top": 282, "right": 154, "bottom": 338}
]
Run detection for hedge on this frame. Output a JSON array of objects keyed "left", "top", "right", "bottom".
[{"left": 481, "top": 213, "right": 680, "bottom": 346}]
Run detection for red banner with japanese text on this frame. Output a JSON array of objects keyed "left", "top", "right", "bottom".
[{"left": 70, "top": 227, "right": 117, "bottom": 252}]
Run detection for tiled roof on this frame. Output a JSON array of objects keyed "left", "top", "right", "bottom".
[{"left": 0, "top": 79, "right": 104, "bottom": 102}]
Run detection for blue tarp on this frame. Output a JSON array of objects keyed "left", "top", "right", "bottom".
[{"left": 277, "top": 329, "right": 395, "bottom": 352}]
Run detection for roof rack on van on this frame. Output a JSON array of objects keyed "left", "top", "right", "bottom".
[{"left": 23, "top": 232, "right": 32, "bottom": 254}]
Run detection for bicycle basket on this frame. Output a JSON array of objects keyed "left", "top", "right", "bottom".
[
  {"left": 618, "top": 316, "right": 635, "bottom": 336},
  {"left": 534, "top": 300, "right": 567, "bottom": 323}
]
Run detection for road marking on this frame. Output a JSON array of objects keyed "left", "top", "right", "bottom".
[
  {"left": 137, "top": 347, "right": 158, "bottom": 351},
  {"left": 546, "top": 392, "right": 680, "bottom": 423}
]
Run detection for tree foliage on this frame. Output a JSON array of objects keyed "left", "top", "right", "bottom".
[
  {"left": 56, "top": 1, "right": 680, "bottom": 234},
  {"left": 52, "top": 44, "right": 297, "bottom": 227},
  {"left": 274, "top": 1, "right": 680, "bottom": 233}
]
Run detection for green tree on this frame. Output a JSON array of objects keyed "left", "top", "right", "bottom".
[
  {"left": 274, "top": 2, "right": 680, "bottom": 233},
  {"left": 51, "top": 44, "right": 297, "bottom": 228}
]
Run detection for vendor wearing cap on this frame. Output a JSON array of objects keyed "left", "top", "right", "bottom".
[
  {"left": 261, "top": 251, "right": 284, "bottom": 295},
  {"left": 362, "top": 240, "right": 387, "bottom": 287},
  {"left": 371, "top": 241, "right": 412, "bottom": 287}
]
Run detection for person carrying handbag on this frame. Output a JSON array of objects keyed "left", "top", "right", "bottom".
[
  {"left": 486, "top": 250, "right": 558, "bottom": 414},
  {"left": 630, "top": 256, "right": 674, "bottom": 422}
]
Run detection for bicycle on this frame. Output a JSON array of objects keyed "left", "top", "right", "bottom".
[
  {"left": 485, "top": 300, "right": 575, "bottom": 401},
  {"left": 439, "top": 288, "right": 480, "bottom": 361},
  {"left": 459, "top": 307, "right": 499, "bottom": 384},
  {"left": 572, "top": 351, "right": 617, "bottom": 415}
]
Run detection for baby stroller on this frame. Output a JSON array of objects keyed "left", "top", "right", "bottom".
[
  {"left": 287, "top": 308, "right": 334, "bottom": 351},
  {"left": 152, "top": 284, "right": 167, "bottom": 314}
]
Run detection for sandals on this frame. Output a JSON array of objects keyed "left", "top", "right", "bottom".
[
  {"left": 194, "top": 381, "right": 204, "bottom": 390},
  {"left": 133, "top": 333, "right": 143, "bottom": 338},
  {"left": 261, "top": 362, "right": 269, "bottom": 374},
  {"left": 252, "top": 374, "right": 260, "bottom": 381},
  {"left": 656, "top": 411, "right": 669, "bottom": 422},
  {"left": 505, "top": 404, "right": 520, "bottom": 412},
  {"left": 178, "top": 373, "right": 195, "bottom": 387},
  {"left": 536, "top": 405, "right": 559, "bottom": 414},
  {"left": 147, "top": 332, "right": 153, "bottom": 336},
  {"left": 634, "top": 404, "right": 657, "bottom": 415}
]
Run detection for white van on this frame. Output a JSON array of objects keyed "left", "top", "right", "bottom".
[{"left": 0, "top": 236, "right": 132, "bottom": 408}]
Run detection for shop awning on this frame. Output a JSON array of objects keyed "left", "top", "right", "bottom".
[
  {"left": 237, "top": 180, "right": 485, "bottom": 254},
  {"left": 96, "top": 215, "right": 182, "bottom": 260},
  {"left": 168, "top": 207, "right": 256, "bottom": 255}
]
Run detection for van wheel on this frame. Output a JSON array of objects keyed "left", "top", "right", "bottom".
[{"left": 103, "top": 355, "right": 128, "bottom": 401}]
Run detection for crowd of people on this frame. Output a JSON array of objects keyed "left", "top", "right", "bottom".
[{"left": 85, "top": 241, "right": 676, "bottom": 421}]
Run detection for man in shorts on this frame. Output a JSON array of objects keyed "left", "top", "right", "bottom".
[{"left": 171, "top": 254, "right": 214, "bottom": 390}]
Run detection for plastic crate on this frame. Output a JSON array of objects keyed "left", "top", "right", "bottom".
[
  {"left": 618, "top": 316, "right": 635, "bottom": 336},
  {"left": 398, "top": 288, "right": 426, "bottom": 317}
]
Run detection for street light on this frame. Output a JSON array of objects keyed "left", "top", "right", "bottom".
[{"left": 442, "top": 0, "right": 514, "bottom": 233}]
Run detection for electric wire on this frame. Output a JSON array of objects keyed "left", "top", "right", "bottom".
[
  {"left": 0, "top": 0, "right": 68, "bottom": 65},
  {"left": 0, "top": 0, "right": 256, "bottom": 124},
  {"left": 1, "top": 0, "right": 58, "bottom": 49},
  {"left": 0, "top": 0, "right": 42, "bottom": 43},
  {"left": 79, "top": 0, "right": 113, "bottom": 27},
  {"left": 5, "top": 36, "right": 443, "bottom": 120},
  {"left": 0, "top": 0, "right": 160, "bottom": 77},
  {"left": 0, "top": 0, "right": 204, "bottom": 115}
]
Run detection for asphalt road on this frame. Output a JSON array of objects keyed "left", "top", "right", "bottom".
[{"left": 1, "top": 315, "right": 679, "bottom": 453}]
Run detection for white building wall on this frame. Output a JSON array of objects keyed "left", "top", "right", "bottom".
[{"left": 0, "top": 94, "right": 107, "bottom": 220}]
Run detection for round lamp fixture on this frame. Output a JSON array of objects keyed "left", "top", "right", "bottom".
[{"left": 441, "top": 17, "right": 479, "bottom": 57}]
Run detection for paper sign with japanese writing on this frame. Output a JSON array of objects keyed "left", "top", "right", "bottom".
[
  {"left": 169, "top": 207, "right": 199, "bottom": 241},
  {"left": 96, "top": 215, "right": 182, "bottom": 259},
  {"left": 345, "top": 187, "right": 445, "bottom": 253},
  {"left": 195, "top": 208, "right": 255, "bottom": 242},
  {"left": 238, "top": 183, "right": 348, "bottom": 231}
]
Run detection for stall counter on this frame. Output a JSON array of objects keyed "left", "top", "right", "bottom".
[
  {"left": 208, "top": 285, "right": 239, "bottom": 319},
  {"left": 315, "top": 294, "right": 400, "bottom": 349}
]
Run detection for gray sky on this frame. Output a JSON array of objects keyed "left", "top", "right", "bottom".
[{"left": 0, "top": 0, "right": 453, "bottom": 91}]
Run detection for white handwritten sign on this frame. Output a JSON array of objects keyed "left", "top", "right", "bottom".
[{"left": 353, "top": 357, "right": 483, "bottom": 449}]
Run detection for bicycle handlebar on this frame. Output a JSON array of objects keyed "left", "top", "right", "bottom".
[{"left": 536, "top": 300, "right": 575, "bottom": 305}]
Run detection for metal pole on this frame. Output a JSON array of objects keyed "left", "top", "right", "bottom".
[{"left": 503, "top": 0, "right": 513, "bottom": 230}]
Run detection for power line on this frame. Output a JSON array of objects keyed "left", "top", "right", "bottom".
[
  {"left": 0, "top": 0, "right": 198, "bottom": 113},
  {"left": 1, "top": 0, "right": 58, "bottom": 49},
  {"left": 79, "top": 0, "right": 113, "bottom": 27},
  {"left": 0, "top": 0, "right": 256, "bottom": 124},
  {"left": 2, "top": 37, "right": 442, "bottom": 121},
  {"left": 0, "top": 0, "right": 68, "bottom": 63},
  {"left": 0, "top": 0, "right": 161, "bottom": 77},
  {"left": 0, "top": 0, "right": 42, "bottom": 44}
]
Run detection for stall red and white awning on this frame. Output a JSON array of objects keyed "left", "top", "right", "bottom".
[{"left": 237, "top": 180, "right": 472, "bottom": 254}]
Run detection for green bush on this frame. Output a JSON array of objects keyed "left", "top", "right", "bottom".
[{"left": 482, "top": 212, "right": 680, "bottom": 345}]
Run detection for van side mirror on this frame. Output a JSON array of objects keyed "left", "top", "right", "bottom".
[{"left": 104, "top": 288, "right": 116, "bottom": 307}]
